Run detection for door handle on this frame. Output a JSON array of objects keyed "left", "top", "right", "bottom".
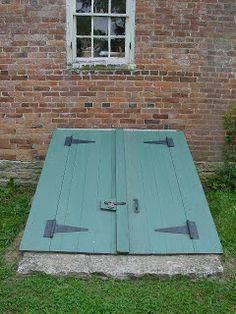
[{"left": 133, "top": 198, "right": 140, "bottom": 213}]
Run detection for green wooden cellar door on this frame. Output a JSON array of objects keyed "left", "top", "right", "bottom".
[{"left": 20, "top": 129, "right": 222, "bottom": 254}]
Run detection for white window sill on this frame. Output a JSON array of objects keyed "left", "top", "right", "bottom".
[{"left": 67, "top": 60, "right": 136, "bottom": 73}]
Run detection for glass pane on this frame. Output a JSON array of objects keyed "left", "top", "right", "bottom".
[
  {"left": 111, "top": 0, "right": 126, "bottom": 13},
  {"left": 94, "top": 38, "right": 108, "bottom": 58},
  {"left": 111, "top": 17, "right": 126, "bottom": 35},
  {"left": 111, "top": 38, "right": 125, "bottom": 57},
  {"left": 94, "top": 0, "right": 108, "bottom": 13},
  {"left": 76, "top": 0, "right": 91, "bottom": 13},
  {"left": 77, "top": 38, "right": 91, "bottom": 57},
  {"left": 76, "top": 16, "right": 91, "bottom": 36},
  {"left": 94, "top": 17, "right": 108, "bottom": 36}
]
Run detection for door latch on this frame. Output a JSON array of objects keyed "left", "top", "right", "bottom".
[{"left": 101, "top": 200, "right": 126, "bottom": 211}]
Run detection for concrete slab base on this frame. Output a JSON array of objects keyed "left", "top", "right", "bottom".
[{"left": 18, "top": 253, "right": 223, "bottom": 279}]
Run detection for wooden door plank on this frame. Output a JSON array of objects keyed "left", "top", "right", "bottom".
[
  {"left": 49, "top": 129, "right": 80, "bottom": 252},
  {"left": 146, "top": 131, "right": 195, "bottom": 253},
  {"left": 89, "top": 130, "right": 116, "bottom": 253},
  {"left": 166, "top": 131, "right": 222, "bottom": 253},
  {"left": 124, "top": 130, "right": 153, "bottom": 254},
  {"left": 116, "top": 129, "right": 130, "bottom": 254},
  {"left": 20, "top": 130, "right": 73, "bottom": 251}
]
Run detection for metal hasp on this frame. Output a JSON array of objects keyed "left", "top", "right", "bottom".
[
  {"left": 64, "top": 136, "right": 96, "bottom": 146},
  {"left": 144, "top": 137, "right": 174, "bottom": 147},
  {"left": 43, "top": 219, "right": 88, "bottom": 238},
  {"left": 101, "top": 200, "right": 127, "bottom": 211},
  {"left": 155, "top": 220, "right": 199, "bottom": 239}
]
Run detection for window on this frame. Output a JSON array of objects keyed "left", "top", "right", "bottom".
[{"left": 66, "top": 0, "right": 135, "bottom": 66}]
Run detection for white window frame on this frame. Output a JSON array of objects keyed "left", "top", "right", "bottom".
[{"left": 66, "top": 0, "right": 136, "bottom": 67}]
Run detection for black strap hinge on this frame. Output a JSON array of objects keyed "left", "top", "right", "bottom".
[
  {"left": 155, "top": 220, "right": 199, "bottom": 239},
  {"left": 64, "top": 136, "right": 96, "bottom": 146},
  {"left": 144, "top": 137, "right": 174, "bottom": 147},
  {"left": 43, "top": 219, "right": 88, "bottom": 238}
]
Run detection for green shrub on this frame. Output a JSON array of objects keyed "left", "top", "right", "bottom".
[
  {"left": 206, "top": 163, "right": 236, "bottom": 191},
  {"left": 206, "top": 105, "right": 236, "bottom": 191},
  {"left": 223, "top": 106, "right": 236, "bottom": 162}
]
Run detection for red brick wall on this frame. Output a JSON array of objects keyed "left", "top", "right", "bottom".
[{"left": 0, "top": 0, "right": 236, "bottom": 161}]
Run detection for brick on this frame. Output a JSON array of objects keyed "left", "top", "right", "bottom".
[
  {"left": 0, "top": 97, "right": 14, "bottom": 102},
  {"left": 153, "top": 114, "right": 169, "bottom": 119},
  {"left": 10, "top": 139, "right": 28, "bottom": 144},
  {"left": 0, "top": 139, "right": 12, "bottom": 149},
  {"left": 120, "top": 119, "right": 136, "bottom": 124},
  {"left": 145, "top": 120, "right": 161, "bottom": 125},
  {"left": 6, "top": 113, "right": 23, "bottom": 118}
]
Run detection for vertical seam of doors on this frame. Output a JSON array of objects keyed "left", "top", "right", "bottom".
[
  {"left": 116, "top": 130, "right": 130, "bottom": 253},
  {"left": 123, "top": 131, "right": 130, "bottom": 252},
  {"left": 49, "top": 141, "right": 71, "bottom": 251},
  {"left": 168, "top": 142, "right": 197, "bottom": 253}
]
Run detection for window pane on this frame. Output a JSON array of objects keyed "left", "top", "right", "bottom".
[
  {"left": 94, "top": 0, "right": 108, "bottom": 13},
  {"left": 111, "top": 0, "right": 126, "bottom": 14},
  {"left": 111, "top": 38, "right": 125, "bottom": 57},
  {"left": 77, "top": 38, "right": 92, "bottom": 57},
  {"left": 94, "top": 17, "right": 108, "bottom": 36},
  {"left": 94, "top": 38, "right": 108, "bottom": 57},
  {"left": 76, "top": 0, "right": 91, "bottom": 13},
  {"left": 77, "top": 16, "right": 91, "bottom": 36},
  {"left": 111, "top": 17, "right": 125, "bottom": 36}
]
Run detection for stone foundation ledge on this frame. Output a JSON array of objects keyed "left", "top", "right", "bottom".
[
  {"left": 0, "top": 160, "right": 224, "bottom": 186},
  {"left": 0, "top": 160, "right": 43, "bottom": 186},
  {"left": 18, "top": 252, "right": 223, "bottom": 279}
]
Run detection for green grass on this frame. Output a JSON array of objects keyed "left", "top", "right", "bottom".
[
  {"left": 207, "top": 190, "right": 236, "bottom": 258},
  {"left": 0, "top": 185, "right": 236, "bottom": 314}
]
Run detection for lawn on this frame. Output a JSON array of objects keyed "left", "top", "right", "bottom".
[{"left": 0, "top": 184, "right": 236, "bottom": 314}]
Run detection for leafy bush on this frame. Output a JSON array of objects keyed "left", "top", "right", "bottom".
[
  {"left": 223, "top": 106, "right": 236, "bottom": 162},
  {"left": 206, "top": 163, "right": 236, "bottom": 191},
  {"left": 206, "top": 105, "right": 236, "bottom": 191}
]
